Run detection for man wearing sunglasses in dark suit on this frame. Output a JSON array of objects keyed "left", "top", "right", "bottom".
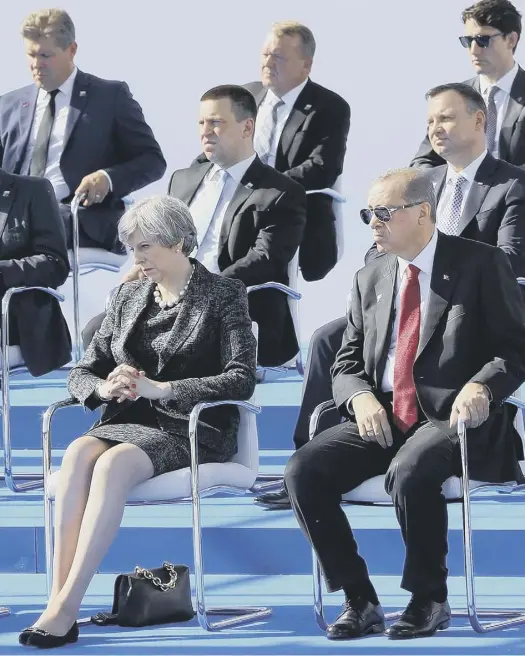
[
  {"left": 285, "top": 167, "right": 525, "bottom": 640},
  {"left": 412, "top": 0, "right": 524, "bottom": 169},
  {"left": 255, "top": 81, "right": 525, "bottom": 510}
]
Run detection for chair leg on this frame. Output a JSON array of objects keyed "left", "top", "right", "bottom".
[{"left": 191, "top": 483, "right": 271, "bottom": 630}]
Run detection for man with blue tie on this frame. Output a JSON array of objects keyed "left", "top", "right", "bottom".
[{"left": 0, "top": 8, "right": 166, "bottom": 253}]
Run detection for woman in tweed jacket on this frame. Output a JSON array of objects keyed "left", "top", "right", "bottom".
[{"left": 21, "top": 195, "right": 256, "bottom": 646}]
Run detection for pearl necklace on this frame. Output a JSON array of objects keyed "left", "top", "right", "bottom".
[{"left": 153, "top": 265, "right": 195, "bottom": 309}]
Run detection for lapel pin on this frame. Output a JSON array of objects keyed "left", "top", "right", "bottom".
[
  {"left": 2, "top": 191, "right": 10, "bottom": 197},
  {"left": 246, "top": 182, "right": 253, "bottom": 188},
  {"left": 377, "top": 293, "right": 383, "bottom": 301},
  {"left": 443, "top": 274, "right": 450, "bottom": 280},
  {"left": 518, "top": 96, "right": 523, "bottom": 102},
  {"left": 22, "top": 101, "right": 29, "bottom": 108},
  {"left": 79, "top": 90, "right": 86, "bottom": 97},
  {"left": 304, "top": 104, "right": 312, "bottom": 110}
]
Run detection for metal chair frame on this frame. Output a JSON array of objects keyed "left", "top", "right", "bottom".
[
  {"left": 1, "top": 286, "right": 66, "bottom": 493},
  {"left": 309, "top": 397, "right": 525, "bottom": 634},
  {"left": 42, "top": 397, "right": 272, "bottom": 631}
]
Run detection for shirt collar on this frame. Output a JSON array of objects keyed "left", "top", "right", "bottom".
[
  {"left": 479, "top": 61, "right": 518, "bottom": 96},
  {"left": 39, "top": 66, "right": 78, "bottom": 100},
  {"left": 210, "top": 153, "right": 256, "bottom": 184},
  {"left": 445, "top": 149, "right": 488, "bottom": 185},
  {"left": 397, "top": 228, "right": 438, "bottom": 280},
  {"left": 265, "top": 77, "right": 309, "bottom": 110}
]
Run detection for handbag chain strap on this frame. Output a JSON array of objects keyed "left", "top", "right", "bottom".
[{"left": 134, "top": 561, "right": 178, "bottom": 592}]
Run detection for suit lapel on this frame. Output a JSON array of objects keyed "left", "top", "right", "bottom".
[
  {"left": 63, "top": 71, "right": 91, "bottom": 152},
  {"left": 457, "top": 154, "right": 494, "bottom": 234},
  {"left": 157, "top": 261, "right": 210, "bottom": 372},
  {"left": 374, "top": 256, "right": 397, "bottom": 383},
  {"left": 253, "top": 84, "right": 267, "bottom": 107},
  {"left": 16, "top": 86, "right": 39, "bottom": 174},
  {"left": 0, "top": 172, "right": 16, "bottom": 241},
  {"left": 416, "top": 233, "right": 457, "bottom": 358},
  {"left": 499, "top": 66, "right": 525, "bottom": 161},
  {"left": 218, "top": 159, "right": 259, "bottom": 252},
  {"left": 279, "top": 79, "right": 315, "bottom": 158}
]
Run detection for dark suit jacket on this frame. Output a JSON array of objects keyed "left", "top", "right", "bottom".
[
  {"left": 245, "top": 79, "right": 350, "bottom": 281},
  {"left": 366, "top": 154, "right": 525, "bottom": 276},
  {"left": 168, "top": 156, "right": 306, "bottom": 367},
  {"left": 68, "top": 261, "right": 256, "bottom": 460},
  {"left": 0, "top": 170, "right": 71, "bottom": 375},
  {"left": 411, "top": 66, "right": 525, "bottom": 169},
  {"left": 334, "top": 232, "right": 525, "bottom": 484},
  {"left": 0, "top": 70, "right": 166, "bottom": 252}
]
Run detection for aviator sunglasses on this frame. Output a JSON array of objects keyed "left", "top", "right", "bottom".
[
  {"left": 360, "top": 202, "right": 423, "bottom": 225},
  {"left": 459, "top": 32, "right": 504, "bottom": 48}
]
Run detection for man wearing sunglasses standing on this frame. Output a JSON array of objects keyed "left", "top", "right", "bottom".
[
  {"left": 412, "top": 0, "right": 524, "bottom": 168},
  {"left": 285, "top": 167, "right": 525, "bottom": 640}
]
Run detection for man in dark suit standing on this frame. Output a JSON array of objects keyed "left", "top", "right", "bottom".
[
  {"left": 0, "top": 8, "right": 166, "bottom": 253},
  {"left": 285, "top": 168, "right": 525, "bottom": 640},
  {"left": 412, "top": 0, "right": 524, "bottom": 169},
  {"left": 245, "top": 21, "right": 350, "bottom": 281},
  {"left": 169, "top": 85, "right": 306, "bottom": 367},
  {"left": 256, "top": 81, "right": 525, "bottom": 509},
  {"left": 0, "top": 170, "right": 71, "bottom": 375}
]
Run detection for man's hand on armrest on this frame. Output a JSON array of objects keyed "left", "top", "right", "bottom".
[
  {"left": 350, "top": 392, "right": 393, "bottom": 449},
  {"left": 449, "top": 382, "right": 491, "bottom": 430}
]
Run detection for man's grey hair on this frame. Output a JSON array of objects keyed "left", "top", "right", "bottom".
[
  {"left": 118, "top": 196, "right": 198, "bottom": 255},
  {"left": 373, "top": 168, "right": 437, "bottom": 224},
  {"left": 21, "top": 9, "right": 76, "bottom": 49},
  {"left": 270, "top": 21, "right": 316, "bottom": 58}
]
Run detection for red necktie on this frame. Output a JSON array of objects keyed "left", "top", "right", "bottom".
[{"left": 392, "top": 264, "right": 421, "bottom": 433}]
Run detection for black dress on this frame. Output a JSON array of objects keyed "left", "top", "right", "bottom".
[{"left": 85, "top": 295, "right": 224, "bottom": 476}]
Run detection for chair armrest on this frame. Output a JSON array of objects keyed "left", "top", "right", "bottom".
[
  {"left": 188, "top": 400, "right": 261, "bottom": 496},
  {"left": 517, "top": 278, "right": 525, "bottom": 287},
  {"left": 246, "top": 282, "right": 301, "bottom": 300},
  {"left": 506, "top": 395, "right": 525, "bottom": 411},
  {"left": 42, "top": 398, "right": 81, "bottom": 482},
  {"left": 305, "top": 188, "right": 346, "bottom": 203},
  {"left": 309, "top": 400, "right": 337, "bottom": 441}
]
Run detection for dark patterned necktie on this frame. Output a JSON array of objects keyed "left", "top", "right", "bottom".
[
  {"left": 485, "top": 85, "right": 499, "bottom": 155},
  {"left": 30, "top": 89, "right": 60, "bottom": 177}
]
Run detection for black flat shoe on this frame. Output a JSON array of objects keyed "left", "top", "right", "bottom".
[
  {"left": 19, "top": 622, "right": 79, "bottom": 648},
  {"left": 326, "top": 598, "right": 385, "bottom": 640},
  {"left": 253, "top": 485, "right": 291, "bottom": 510},
  {"left": 385, "top": 596, "right": 451, "bottom": 639}
]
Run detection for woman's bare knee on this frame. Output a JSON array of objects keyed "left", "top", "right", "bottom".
[
  {"left": 90, "top": 444, "right": 154, "bottom": 490},
  {"left": 61, "top": 436, "right": 110, "bottom": 473}
]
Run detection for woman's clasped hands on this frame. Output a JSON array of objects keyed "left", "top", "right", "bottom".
[{"left": 97, "top": 365, "right": 172, "bottom": 402}]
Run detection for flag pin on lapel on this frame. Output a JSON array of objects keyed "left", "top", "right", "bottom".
[
  {"left": 246, "top": 182, "right": 253, "bottom": 188},
  {"left": 3, "top": 191, "right": 10, "bottom": 197},
  {"left": 443, "top": 274, "right": 450, "bottom": 280},
  {"left": 377, "top": 293, "right": 383, "bottom": 301},
  {"left": 304, "top": 104, "right": 312, "bottom": 110},
  {"left": 22, "top": 102, "right": 29, "bottom": 108},
  {"left": 79, "top": 90, "right": 86, "bottom": 96}
]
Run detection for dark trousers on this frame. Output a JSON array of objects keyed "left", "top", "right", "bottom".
[
  {"left": 285, "top": 415, "right": 458, "bottom": 597},
  {"left": 293, "top": 316, "right": 346, "bottom": 449}
]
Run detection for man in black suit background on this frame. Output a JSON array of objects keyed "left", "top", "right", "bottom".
[
  {"left": 256, "top": 82, "right": 525, "bottom": 509},
  {"left": 245, "top": 21, "right": 350, "bottom": 281},
  {"left": 84, "top": 85, "right": 306, "bottom": 367},
  {"left": 0, "top": 170, "right": 71, "bottom": 375},
  {"left": 412, "top": 0, "right": 524, "bottom": 169},
  {"left": 285, "top": 167, "right": 525, "bottom": 640},
  {"left": 0, "top": 8, "right": 166, "bottom": 253}
]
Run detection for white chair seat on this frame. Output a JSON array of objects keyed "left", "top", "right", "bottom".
[
  {"left": 47, "top": 461, "right": 255, "bottom": 502},
  {"left": 68, "top": 248, "right": 128, "bottom": 268},
  {"left": 341, "top": 461, "right": 525, "bottom": 504}
]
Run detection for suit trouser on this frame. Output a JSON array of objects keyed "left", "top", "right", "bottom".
[
  {"left": 293, "top": 316, "right": 346, "bottom": 449},
  {"left": 285, "top": 415, "right": 458, "bottom": 597}
]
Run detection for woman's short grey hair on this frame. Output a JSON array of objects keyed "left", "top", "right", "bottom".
[
  {"left": 21, "top": 9, "right": 76, "bottom": 49},
  {"left": 118, "top": 195, "right": 198, "bottom": 255},
  {"left": 373, "top": 168, "right": 437, "bottom": 224}
]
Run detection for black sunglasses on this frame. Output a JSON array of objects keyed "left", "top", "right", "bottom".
[
  {"left": 360, "top": 202, "right": 423, "bottom": 225},
  {"left": 459, "top": 33, "right": 504, "bottom": 49}
]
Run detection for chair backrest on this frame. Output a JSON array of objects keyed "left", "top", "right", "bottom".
[
  {"left": 287, "top": 249, "right": 300, "bottom": 347},
  {"left": 305, "top": 175, "right": 346, "bottom": 263},
  {"left": 230, "top": 405, "right": 259, "bottom": 474}
]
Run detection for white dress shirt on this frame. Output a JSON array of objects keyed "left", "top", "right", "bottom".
[
  {"left": 253, "top": 78, "right": 309, "bottom": 168},
  {"left": 479, "top": 62, "right": 519, "bottom": 159},
  {"left": 381, "top": 228, "right": 439, "bottom": 392},
  {"left": 192, "top": 153, "right": 256, "bottom": 273},
  {"left": 436, "top": 149, "right": 488, "bottom": 227}
]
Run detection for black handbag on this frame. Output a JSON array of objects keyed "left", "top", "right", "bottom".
[{"left": 91, "top": 562, "right": 195, "bottom": 627}]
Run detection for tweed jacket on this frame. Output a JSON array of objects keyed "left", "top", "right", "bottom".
[{"left": 68, "top": 260, "right": 257, "bottom": 458}]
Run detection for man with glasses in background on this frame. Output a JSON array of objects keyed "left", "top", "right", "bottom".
[
  {"left": 284, "top": 167, "right": 525, "bottom": 640},
  {"left": 412, "top": 0, "right": 524, "bottom": 168}
]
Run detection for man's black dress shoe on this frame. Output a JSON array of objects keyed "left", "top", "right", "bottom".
[
  {"left": 385, "top": 596, "right": 451, "bottom": 639},
  {"left": 326, "top": 598, "right": 385, "bottom": 640},
  {"left": 253, "top": 485, "right": 291, "bottom": 509},
  {"left": 19, "top": 622, "right": 79, "bottom": 648}
]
